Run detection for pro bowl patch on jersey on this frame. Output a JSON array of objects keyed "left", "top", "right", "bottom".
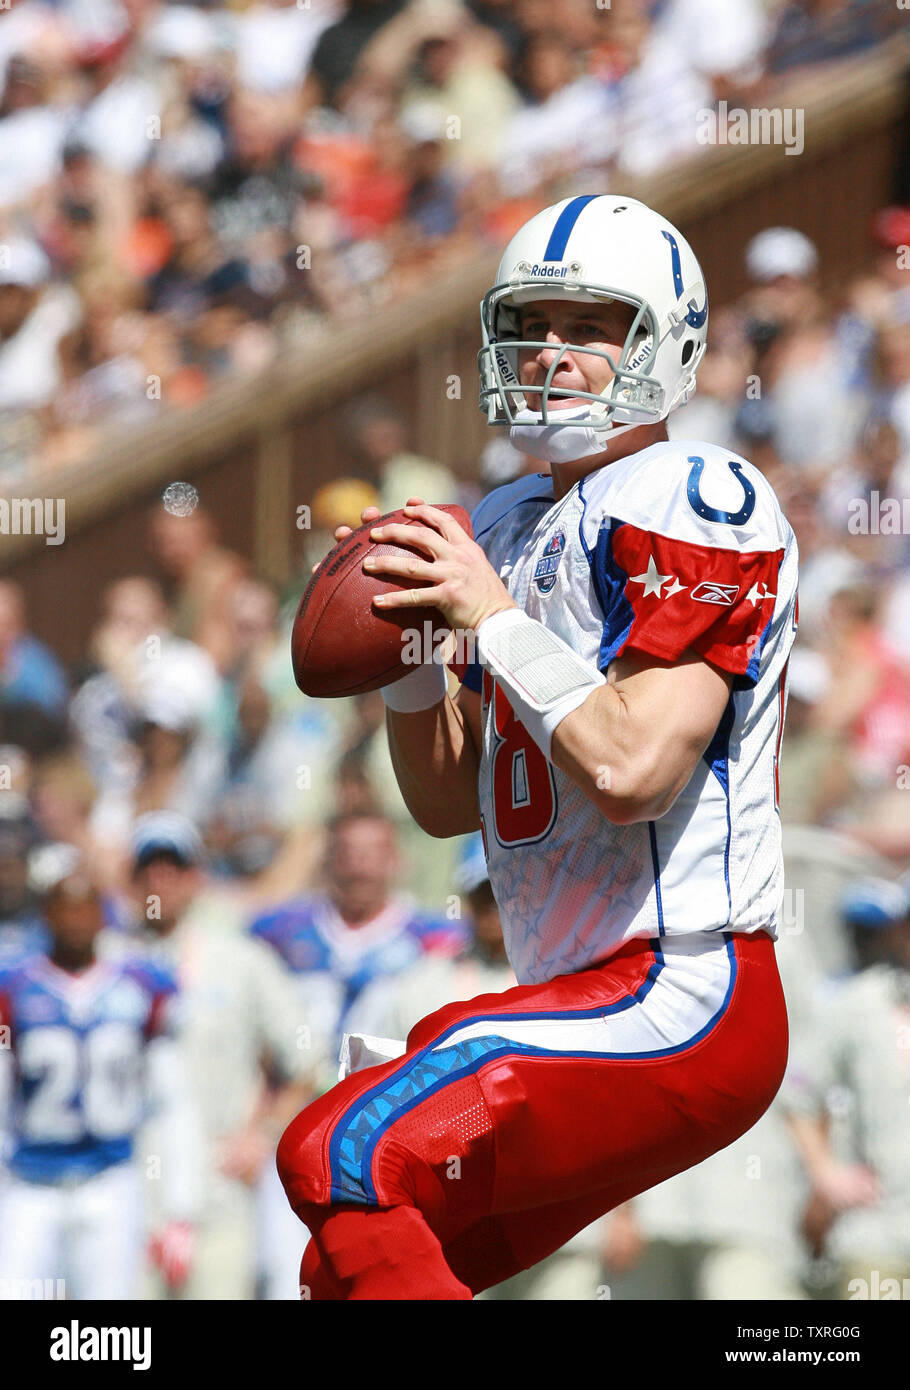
[{"left": 534, "top": 529, "right": 567, "bottom": 593}]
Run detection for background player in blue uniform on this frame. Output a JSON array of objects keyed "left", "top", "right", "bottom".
[
  {"left": 0, "top": 844, "right": 201, "bottom": 1299},
  {"left": 249, "top": 810, "right": 466, "bottom": 1089}
]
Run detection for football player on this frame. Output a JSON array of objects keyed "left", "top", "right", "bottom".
[
  {"left": 278, "top": 195, "right": 798, "bottom": 1299},
  {"left": 0, "top": 846, "right": 201, "bottom": 1299}
]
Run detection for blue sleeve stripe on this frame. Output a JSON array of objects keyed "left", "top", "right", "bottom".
[
  {"left": 585, "top": 511, "right": 636, "bottom": 673},
  {"left": 459, "top": 662, "right": 483, "bottom": 693},
  {"left": 740, "top": 612, "right": 775, "bottom": 687},
  {"left": 647, "top": 822, "right": 664, "bottom": 935}
]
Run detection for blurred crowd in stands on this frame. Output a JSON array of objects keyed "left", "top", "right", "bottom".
[
  {"left": 0, "top": 0, "right": 899, "bottom": 477},
  {"left": 1, "top": 0, "right": 909, "bottom": 1306}
]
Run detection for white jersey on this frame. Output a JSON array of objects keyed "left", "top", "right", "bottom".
[{"left": 462, "top": 440, "right": 798, "bottom": 985}]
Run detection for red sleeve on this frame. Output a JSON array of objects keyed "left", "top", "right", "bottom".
[{"left": 608, "top": 523, "right": 783, "bottom": 685}]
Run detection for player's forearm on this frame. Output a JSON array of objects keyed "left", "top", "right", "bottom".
[
  {"left": 474, "top": 613, "right": 725, "bottom": 827},
  {"left": 386, "top": 697, "right": 481, "bottom": 838},
  {"left": 550, "top": 685, "right": 690, "bottom": 825}
]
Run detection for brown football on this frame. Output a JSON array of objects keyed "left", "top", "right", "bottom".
[{"left": 291, "top": 504, "right": 474, "bottom": 698}]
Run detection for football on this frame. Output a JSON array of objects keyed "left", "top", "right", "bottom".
[{"left": 292, "top": 504, "right": 474, "bottom": 698}]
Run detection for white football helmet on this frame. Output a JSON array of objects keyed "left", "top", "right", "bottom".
[{"left": 478, "top": 194, "right": 708, "bottom": 462}]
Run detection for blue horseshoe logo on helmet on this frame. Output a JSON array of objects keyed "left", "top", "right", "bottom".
[
  {"left": 662, "top": 230, "right": 707, "bottom": 329},
  {"left": 686, "top": 456, "right": 756, "bottom": 525}
]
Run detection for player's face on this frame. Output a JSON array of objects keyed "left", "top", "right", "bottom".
[
  {"left": 132, "top": 857, "right": 199, "bottom": 928},
  {"left": 325, "top": 819, "right": 400, "bottom": 923},
  {"left": 44, "top": 877, "right": 103, "bottom": 956},
  {"left": 517, "top": 299, "right": 637, "bottom": 411}
]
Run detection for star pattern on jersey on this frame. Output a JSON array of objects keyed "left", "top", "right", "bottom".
[
  {"left": 746, "top": 580, "right": 776, "bottom": 606},
  {"left": 628, "top": 555, "right": 687, "bottom": 599}
]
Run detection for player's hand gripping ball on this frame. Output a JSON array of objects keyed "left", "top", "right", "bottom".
[{"left": 292, "top": 500, "right": 516, "bottom": 697}]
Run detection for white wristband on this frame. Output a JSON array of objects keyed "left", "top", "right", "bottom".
[
  {"left": 381, "top": 659, "right": 448, "bottom": 713},
  {"left": 476, "top": 608, "right": 605, "bottom": 760}
]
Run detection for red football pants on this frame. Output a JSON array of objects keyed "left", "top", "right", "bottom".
[{"left": 278, "top": 931, "right": 787, "bottom": 1299}]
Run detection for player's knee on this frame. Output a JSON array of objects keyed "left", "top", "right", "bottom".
[
  {"left": 278, "top": 1087, "right": 393, "bottom": 1215},
  {"left": 277, "top": 1103, "right": 334, "bottom": 1213}
]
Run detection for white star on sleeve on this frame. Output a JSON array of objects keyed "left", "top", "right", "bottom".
[
  {"left": 746, "top": 581, "right": 776, "bottom": 606},
  {"left": 630, "top": 555, "right": 674, "bottom": 598}
]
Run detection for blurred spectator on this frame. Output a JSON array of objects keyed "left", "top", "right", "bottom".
[
  {"left": 877, "top": 320, "right": 910, "bottom": 492},
  {"left": 657, "top": 0, "right": 769, "bottom": 100},
  {"left": 497, "top": 31, "right": 612, "bottom": 196},
  {"left": 344, "top": 392, "right": 459, "bottom": 512},
  {"left": 0, "top": 580, "right": 68, "bottom": 721},
  {"left": 592, "top": 0, "right": 713, "bottom": 180},
  {"left": 0, "top": 238, "right": 82, "bottom": 475},
  {"left": 768, "top": 0, "right": 895, "bottom": 76},
  {"left": 72, "top": 576, "right": 217, "bottom": 783},
  {"left": 128, "top": 810, "right": 312, "bottom": 1299},
  {"left": 478, "top": 434, "right": 546, "bottom": 491},
  {"left": 249, "top": 809, "right": 466, "bottom": 1090},
  {"left": 233, "top": 0, "right": 340, "bottom": 97},
  {"left": 0, "top": 813, "right": 46, "bottom": 967},
  {"left": 352, "top": 831, "right": 512, "bottom": 1039},
  {"left": 0, "top": 56, "right": 69, "bottom": 209},
  {"left": 840, "top": 877, "right": 910, "bottom": 971},
  {"left": 808, "top": 582, "right": 910, "bottom": 824},
  {"left": 210, "top": 577, "right": 283, "bottom": 696},
  {"left": 70, "top": 26, "right": 163, "bottom": 179},
  {"left": 860, "top": 206, "right": 910, "bottom": 324},
  {"left": 743, "top": 227, "right": 867, "bottom": 477},
  {"left": 775, "top": 649, "right": 834, "bottom": 827},
  {"left": 311, "top": 476, "right": 380, "bottom": 532},
  {"left": 182, "top": 665, "right": 340, "bottom": 873},
  {"left": 392, "top": 8, "right": 519, "bottom": 176},
  {"left": 71, "top": 576, "right": 221, "bottom": 872},
  {"left": 304, "top": 0, "right": 408, "bottom": 110},
  {"left": 0, "top": 843, "right": 202, "bottom": 1300},
  {"left": 332, "top": 685, "right": 464, "bottom": 909},
  {"left": 782, "top": 878, "right": 910, "bottom": 1298},
  {"left": 399, "top": 103, "right": 460, "bottom": 241},
  {"left": 148, "top": 503, "right": 248, "bottom": 667}
]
